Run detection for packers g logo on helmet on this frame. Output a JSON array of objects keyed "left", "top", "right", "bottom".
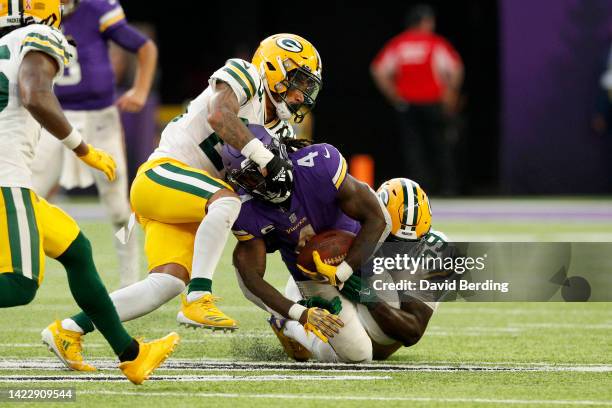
[
  {"left": 377, "top": 178, "right": 432, "bottom": 241},
  {"left": 252, "top": 33, "right": 322, "bottom": 123},
  {"left": 0, "top": 0, "right": 62, "bottom": 29},
  {"left": 276, "top": 37, "right": 303, "bottom": 53}
]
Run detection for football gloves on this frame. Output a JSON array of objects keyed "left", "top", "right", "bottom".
[
  {"left": 78, "top": 144, "right": 116, "bottom": 181},
  {"left": 340, "top": 275, "right": 379, "bottom": 308},
  {"left": 264, "top": 155, "right": 294, "bottom": 203},
  {"left": 301, "top": 307, "right": 344, "bottom": 343},
  {"left": 298, "top": 295, "right": 343, "bottom": 315},
  {"left": 297, "top": 250, "right": 340, "bottom": 286}
]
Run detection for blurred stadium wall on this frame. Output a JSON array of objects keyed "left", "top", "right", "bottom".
[{"left": 120, "top": 0, "right": 611, "bottom": 195}]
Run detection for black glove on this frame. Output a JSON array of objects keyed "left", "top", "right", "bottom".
[{"left": 264, "top": 155, "right": 294, "bottom": 201}]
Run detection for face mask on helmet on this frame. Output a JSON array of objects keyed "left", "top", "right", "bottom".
[
  {"left": 223, "top": 130, "right": 294, "bottom": 205},
  {"left": 278, "top": 67, "right": 321, "bottom": 123}
]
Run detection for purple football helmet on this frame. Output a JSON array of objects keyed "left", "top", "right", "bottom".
[{"left": 221, "top": 124, "right": 293, "bottom": 204}]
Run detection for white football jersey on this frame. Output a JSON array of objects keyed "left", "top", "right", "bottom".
[
  {"left": 0, "top": 24, "right": 69, "bottom": 189},
  {"left": 150, "top": 58, "right": 269, "bottom": 179}
]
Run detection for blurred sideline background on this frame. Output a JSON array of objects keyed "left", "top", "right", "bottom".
[{"left": 76, "top": 0, "right": 612, "bottom": 198}]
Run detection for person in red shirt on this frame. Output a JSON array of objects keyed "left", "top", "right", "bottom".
[{"left": 371, "top": 5, "right": 463, "bottom": 195}]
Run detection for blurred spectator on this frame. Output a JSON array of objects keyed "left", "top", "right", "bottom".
[
  {"left": 110, "top": 23, "right": 161, "bottom": 181},
  {"left": 371, "top": 4, "right": 463, "bottom": 195}
]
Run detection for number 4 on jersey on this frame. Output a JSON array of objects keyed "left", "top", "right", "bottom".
[{"left": 297, "top": 151, "right": 318, "bottom": 167}]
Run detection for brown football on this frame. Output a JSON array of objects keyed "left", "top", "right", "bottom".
[{"left": 297, "top": 230, "right": 356, "bottom": 271}]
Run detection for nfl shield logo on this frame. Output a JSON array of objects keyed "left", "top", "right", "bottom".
[{"left": 289, "top": 213, "right": 297, "bottom": 223}]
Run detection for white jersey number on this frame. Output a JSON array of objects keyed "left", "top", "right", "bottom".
[
  {"left": 57, "top": 44, "right": 81, "bottom": 86},
  {"left": 296, "top": 151, "right": 318, "bottom": 168}
]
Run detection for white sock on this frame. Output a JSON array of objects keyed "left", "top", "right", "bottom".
[
  {"left": 61, "top": 318, "right": 84, "bottom": 334},
  {"left": 187, "top": 290, "right": 210, "bottom": 302},
  {"left": 66, "top": 273, "right": 185, "bottom": 333},
  {"left": 191, "top": 197, "right": 241, "bottom": 282},
  {"left": 283, "top": 320, "right": 339, "bottom": 362},
  {"left": 110, "top": 273, "right": 187, "bottom": 324},
  {"left": 114, "top": 223, "right": 140, "bottom": 288}
]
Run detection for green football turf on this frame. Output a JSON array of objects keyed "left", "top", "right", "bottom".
[{"left": 0, "top": 200, "right": 611, "bottom": 407}]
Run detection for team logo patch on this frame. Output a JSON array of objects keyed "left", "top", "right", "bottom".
[{"left": 276, "top": 37, "right": 303, "bottom": 53}]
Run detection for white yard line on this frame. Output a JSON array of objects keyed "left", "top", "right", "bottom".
[
  {"left": 1, "top": 359, "right": 611, "bottom": 372},
  {"left": 0, "top": 374, "right": 389, "bottom": 383},
  {"left": 78, "top": 390, "right": 612, "bottom": 406}
]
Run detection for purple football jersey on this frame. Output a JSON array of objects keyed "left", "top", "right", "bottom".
[
  {"left": 55, "top": 0, "right": 128, "bottom": 110},
  {"left": 232, "top": 143, "right": 360, "bottom": 281}
]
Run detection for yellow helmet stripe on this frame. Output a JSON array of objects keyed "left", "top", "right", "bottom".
[{"left": 228, "top": 60, "right": 256, "bottom": 97}]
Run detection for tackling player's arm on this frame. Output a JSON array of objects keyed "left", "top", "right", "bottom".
[
  {"left": 207, "top": 81, "right": 258, "bottom": 152},
  {"left": 369, "top": 300, "right": 433, "bottom": 350},
  {"left": 233, "top": 238, "right": 343, "bottom": 341},
  {"left": 18, "top": 51, "right": 116, "bottom": 180},
  {"left": 338, "top": 175, "right": 389, "bottom": 272}
]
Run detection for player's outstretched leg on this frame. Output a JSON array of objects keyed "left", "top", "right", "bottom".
[
  {"left": 177, "top": 191, "right": 241, "bottom": 331},
  {"left": 0, "top": 273, "right": 38, "bottom": 307},
  {"left": 41, "top": 232, "right": 180, "bottom": 383}
]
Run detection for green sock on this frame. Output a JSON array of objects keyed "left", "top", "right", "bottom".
[
  {"left": 56, "top": 232, "right": 132, "bottom": 356},
  {"left": 0, "top": 273, "right": 37, "bottom": 307},
  {"left": 188, "top": 277, "right": 212, "bottom": 293}
]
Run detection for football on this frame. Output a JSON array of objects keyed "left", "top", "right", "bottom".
[{"left": 297, "top": 229, "right": 356, "bottom": 271}]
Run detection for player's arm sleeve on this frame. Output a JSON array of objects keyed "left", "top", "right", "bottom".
[
  {"left": 322, "top": 144, "right": 348, "bottom": 191},
  {"left": 19, "top": 26, "right": 70, "bottom": 80},
  {"left": 210, "top": 58, "right": 260, "bottom": 106},
  {"left": 96, "top": 0, "right": 127, "bottom": 33},
  {"left": 103, "top": 23, "right": 149, "bottom": 53}
]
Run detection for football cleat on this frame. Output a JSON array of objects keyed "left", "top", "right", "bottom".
[
  {"left": 268, "top": 315, "right": 311, "bottom": 362},
  {"left": 176, "top": 294, "right": 238, "bottom": 331},
  {"left": 119, "top": 332, "right": 180, "bottom": 385},
  {"left": 41, "top": 320, "right": 96, "bottom": 372}
]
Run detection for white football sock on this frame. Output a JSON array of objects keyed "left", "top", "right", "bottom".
[
  {"left": 191, "top": 196, "right": 241, "bottom": 283},
  {"left": 109, "top": 273, "right": 185, "bottom": 321},
  {"left": 66, "top": 273, "right": 185, "bottom": 333},
  {"left": 283, "top": 320, "right": 339, "bottom": 362}
]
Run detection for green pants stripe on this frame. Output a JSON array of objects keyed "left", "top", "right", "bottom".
[
  {"left": 1, "top": 187, "right": 22, "bottom": 276},
  {"left": 20, "top": 189, "right": 40, "bottom": 282},
  {"left": 145, "top": 168, "right": 214, "bottom": 200},
  {"left": 160, "top": 163, "right": 227, "bottom": 190}
]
